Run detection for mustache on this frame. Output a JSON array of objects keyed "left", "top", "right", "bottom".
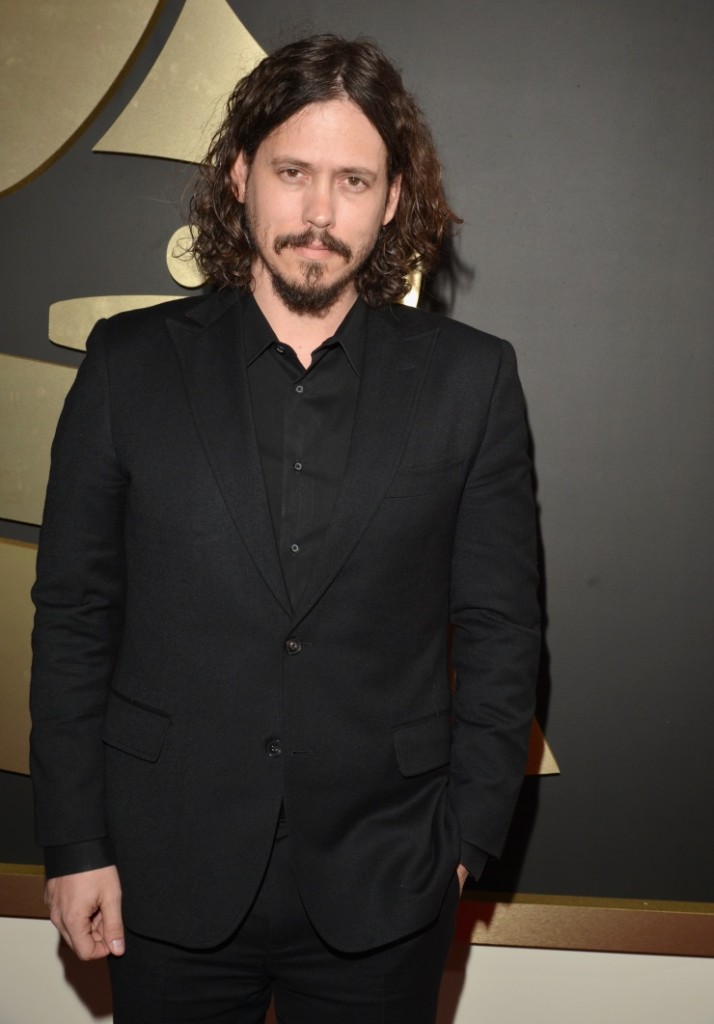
[{"left": 273, "top": 229, "right": 352, "bottom": 260}]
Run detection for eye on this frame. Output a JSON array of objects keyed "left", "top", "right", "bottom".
[
  {"left": 344, "top": 175, "right": 367, "bottom": 191},
  {"left": 279, "top": 167, "right": 304, "bottom": 181}
]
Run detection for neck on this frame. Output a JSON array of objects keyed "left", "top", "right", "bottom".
[{"left": 251, "top": 270, "right": 358, "bottom": 369}]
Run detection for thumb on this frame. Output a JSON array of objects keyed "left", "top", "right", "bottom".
[{"left": 99, "top": 892, "right": 125, "bottom": 956}]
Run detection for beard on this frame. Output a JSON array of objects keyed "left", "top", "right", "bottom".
[
  {"left": 246, "top": 208, "right": 376, "bottom": 315},
  {"left": 267, "top": 240, "right": 369, "bottom": 315}
]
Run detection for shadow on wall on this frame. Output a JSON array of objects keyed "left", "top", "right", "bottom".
[
  {"left": 58, "top": 938, "right": 112, "bottom": 1018},
  {"left": 421, "top": 235, "right": 476, "bottom": 317}
]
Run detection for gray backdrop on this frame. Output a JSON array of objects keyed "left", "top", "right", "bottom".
[{"left": 3, "top": 0, "right": 713, "bottom": 903}]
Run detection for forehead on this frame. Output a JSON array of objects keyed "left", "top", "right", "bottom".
[{"left": 259, "top": 98, "right": 389, "bottom": 171}]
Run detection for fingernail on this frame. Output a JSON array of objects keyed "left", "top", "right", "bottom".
[{"left": 111, "top": 939, "right": 125, "bottom": 954}]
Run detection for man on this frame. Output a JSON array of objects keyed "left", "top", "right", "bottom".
[{"left": 30, "top": 34, "right": 540, "bottom": 1023}]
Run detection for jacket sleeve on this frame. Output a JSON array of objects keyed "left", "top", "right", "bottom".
[
  {"left": 30, "top": 320, "right": 127, "bottom": 855},
  {"left": 449, "top": 339, "right": 541, "bottom": 860}
]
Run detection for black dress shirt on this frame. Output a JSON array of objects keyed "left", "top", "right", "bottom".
[
  {"left": 44, "top": 294, "right": 487, "bottom": 883},
  {"left": 243, "top": 294, "right": 364, "bottom": 609}
]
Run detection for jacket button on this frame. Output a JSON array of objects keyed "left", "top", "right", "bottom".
[
  {"left": 285, "top": 637, "right": 301, "bottom": 655},
  {"left": 265, "top": 738, "right": 282, "bottom": 757}
]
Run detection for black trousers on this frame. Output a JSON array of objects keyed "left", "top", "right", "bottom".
[{"left": 109, "top": 825, "right": 460, "bottom": 1023}]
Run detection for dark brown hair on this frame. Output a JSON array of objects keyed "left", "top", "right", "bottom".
[{"left": 189, "top": 34, "right": 461, "bottom": 305}]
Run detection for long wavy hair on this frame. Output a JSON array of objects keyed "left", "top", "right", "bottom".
[{"left": 189, "top": 35, "right": 461, "bottom": 305}]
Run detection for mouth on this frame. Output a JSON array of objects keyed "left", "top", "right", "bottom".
[
  {"left": 274, "top": 230, "right": 352, "bottom": 261},
  {"left": 295, "top": 243, "right": 335, "bottom": 260}
]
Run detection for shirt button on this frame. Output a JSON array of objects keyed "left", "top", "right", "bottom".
[
  {"left": 293, "top": 462, "right": 302, "bottom": 471},
  {"left": 295, "top": 384, "right": 304, "bottom": 393},
  {"left": 275, "top": 345, "right": 285, "bottom": 353},
  {"left": 285, "top": 637, "right": 301, "bottom": 655},
  {"left": 265, "top": 738, "right": 282, "bottom": 757},
  {"left": 290, "top": 543, "right": 300, "bottom": 553}
]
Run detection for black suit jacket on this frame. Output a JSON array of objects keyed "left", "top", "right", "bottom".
[{"left": 30, "top": 290, "right": 540, "bottom": 951}]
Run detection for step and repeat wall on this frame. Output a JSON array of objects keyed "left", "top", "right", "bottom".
[{"left": 2, "top": 0, "right": 713, "bottom": 953}]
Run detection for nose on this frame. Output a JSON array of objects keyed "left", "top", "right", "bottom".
[{"left": 303, "top": 178, "right": 335, "bottom": 229}]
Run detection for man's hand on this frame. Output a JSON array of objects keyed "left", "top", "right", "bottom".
[
  {"left": 45, "top": 865, "right": 124, "bottom": 960},
  {"left": 456, "top": 863, "right": 469, "bottom": 894}
]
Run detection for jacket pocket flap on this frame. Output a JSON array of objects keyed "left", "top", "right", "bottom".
[
  {"left": 101, "top": 690, "right": 171, "bottom": 763},
  {"left": 393, "top": 714, "right": 451, "bottom": 777}
]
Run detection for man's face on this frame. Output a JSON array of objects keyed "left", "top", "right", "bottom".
[{"left": 230, "top": 98, "right": 401, "bottom": 314}]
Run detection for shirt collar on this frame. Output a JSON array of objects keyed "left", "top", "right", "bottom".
[{"left": 242, "top": 293, "right": 366, "bottom": 377}]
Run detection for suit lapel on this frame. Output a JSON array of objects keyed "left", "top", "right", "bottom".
[
  {"left": 292, "top": 309, "right": 439, "bottom": 623},
  {"left": 167, "top": 292, "right": 292, "bottom": 616}
]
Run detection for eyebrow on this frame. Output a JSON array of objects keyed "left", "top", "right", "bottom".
[{"left": 268, "top": 156, "right": 379, "bottom": 180}]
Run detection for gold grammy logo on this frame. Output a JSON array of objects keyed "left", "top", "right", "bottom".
[
  {"left": 0, "top": 0, "right": 556, "bottom": 778},
  {"left": 0, "top": 0, "right": 267, "bottom": 774}
]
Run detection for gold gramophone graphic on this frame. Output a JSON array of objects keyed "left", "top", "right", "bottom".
[{"left": 0, "top": 0, "right": 557, "bottom": 780}]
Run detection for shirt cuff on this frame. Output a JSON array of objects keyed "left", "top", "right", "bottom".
[
  {"left": 459, "top": 841, "right": 488, "bottom": 881},
  {"left": 44, "top": 837, "right": 115, "bottom": 879}
]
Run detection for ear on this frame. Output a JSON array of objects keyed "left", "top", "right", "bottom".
[
  {"left": 230, "top": 151, "right": 250, "bottom": 202},
  {"left": 382, "top": 174, "right": 402, "bottom": 226}
]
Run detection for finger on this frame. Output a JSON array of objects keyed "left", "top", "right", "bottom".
[
  {"left": 47, "top": 896, "right": 82, "bottom": 956},
  {"left": 63, "top": 907, "right": 108, "bottom": 960},
  {"left": 90, "top": 911, "right": 104, "bottom": 944}
]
